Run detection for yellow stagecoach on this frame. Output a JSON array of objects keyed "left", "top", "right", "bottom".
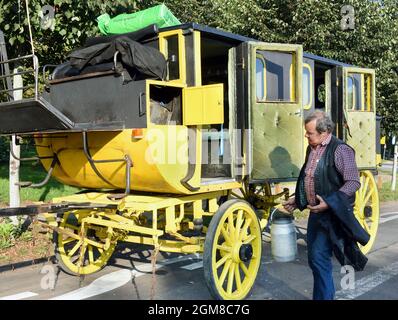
[{"left": 0, "top": 21, "right": 380, "bottom": 299}]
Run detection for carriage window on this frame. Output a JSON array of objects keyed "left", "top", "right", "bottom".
[
  {"left": 256, "top": 55, "right": 266, "bottom": 101},
  {"left": 347, "top": 73, "right": 373, "bottom": 112},
  {"left": 164, "top": 35, "right": 179, "bottom": 80},
  {"left": 347, "top": 76, "right": 354, "bottom": 110},
  {"left": 256, "top": 50, "right": 295, "bottom": 102},
  {"left": 302, "top": 64, "right": 312, "bottom": 109},
  {"left": 350, "top": 74, "right": 361, "bottom": 110}
]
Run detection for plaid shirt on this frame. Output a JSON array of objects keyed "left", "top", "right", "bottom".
[{"left": 304, "top": 134, "right": 360, "bottom": 206}]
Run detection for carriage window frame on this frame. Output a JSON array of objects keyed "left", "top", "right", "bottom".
[
  {"left": 363, "top": 73, "right": 373, "bottom": 112},
  {"left": 159, "top": 30, "right": 186, "bottom": 84},
  {"left": 289, "top": 62, "right": 296, "bottom": 103},
  {"left": 347, "top": 75, "right": 355, "bottom": 110},
  {"left": 346, "top": 72, "right": 373, "bottom": 112},
  {"left": 255, "top": 54, "right": 266, "bottom": 102},
  {"left": 254, "top": 49, "right": 298, "bottom": 104},
  {"left": 302, "top": 63, "right": 312, "bottom": 110}
]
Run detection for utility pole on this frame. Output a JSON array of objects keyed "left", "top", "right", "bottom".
[
  {"left": 392, "top": 136, "right": 397, "bottom": 191},
  {"left": 9, "top": 68, "right": 22, "bottom": 225}
]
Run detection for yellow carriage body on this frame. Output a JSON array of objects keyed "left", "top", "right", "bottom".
[{"left": 36, "top": 128, "right": 239, "bottom": 194}]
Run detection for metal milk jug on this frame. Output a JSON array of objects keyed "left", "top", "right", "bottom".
[{"left": 270, "top": 213, "right": 298, "bottom": 262}]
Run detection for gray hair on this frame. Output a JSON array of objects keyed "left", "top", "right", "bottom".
[{"left": 304, "top": 110, "right": 335, "bottom": 134}]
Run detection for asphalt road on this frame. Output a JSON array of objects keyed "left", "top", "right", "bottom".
[{"left": 0, "top": 201, "right": 397, "bottom": 300}]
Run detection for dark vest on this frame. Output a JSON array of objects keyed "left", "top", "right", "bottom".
[{"left": 295, "top": 135, "right": 355, "bottom": 211}]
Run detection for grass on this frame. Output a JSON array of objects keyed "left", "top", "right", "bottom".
[
  {"left": 0, "top": 161, "right": 81, "bottom": 205},
  {"left": 0, "top": 218, "right": 54, "bottom": 265},
  {"left": 376, "top": 161, "right": 398, "bottom": 202},
  {"left": 379, "top": 181, "right": 398, "bottom": 202},
  {"left": 0, "top": 156, "right": 80, "bottom": 262},
  {"left": 0, "top": 220, "right": 16, "bottom": 249},
  {"left": 0, "top": 218, "right": 34, "bottom": 250},
  {"left": 0, "top": 157, "right": 81, "bottom": 259}
]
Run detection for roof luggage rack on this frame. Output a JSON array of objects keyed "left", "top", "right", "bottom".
[
  {"left": 0, "top": 30, "right": 75, "bottom": 135},
  {"left": 0, "top": 26, "right": 166, "bottom": 135}
]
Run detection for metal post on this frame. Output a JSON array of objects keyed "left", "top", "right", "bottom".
[
  {"left": 392, "top": 142, "right": 398, "bottom": 191},
  {"left": 9, "top": 68, "right": 22, "bottom": 225},
  {"left": 383, "top": 143, "right": 386, "bottom": 160}
]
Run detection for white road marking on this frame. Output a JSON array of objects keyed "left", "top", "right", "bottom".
[
  {"left": 335, "top": 260, "right": 398, "bottom": 300},
  {"left": 0, "top": 291, "right": 38, "bottom": 300},
  {"left": 131, "top": 254, "right": 202, "bottom": 274},
  {"left": 50, "top": 254, "right": 201, "bottom": 300},
  {"left": 180, "top": 261, "right": 203, "bottom": 271},
  {"left": 158, "top": 254, "right": 201, "bottom": 267},
  {"left": 380, "top": 211, "right": 398, "bottom": 224},
  {"left": 381, "top": 211, "right": 398, "bottom": 215},
  {"left": 50, "top": 269, "right": 132, "bottom": 300},
  {"left": 380, "top": 216, "right": 398, "bottom": 224}
]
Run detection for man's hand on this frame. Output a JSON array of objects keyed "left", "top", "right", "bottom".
[
  {"left": 307, "top": 195, "right": 329, "bottom": 213},
  {"left": 282, "top": 197, "right": 297, "bottom": 213}
]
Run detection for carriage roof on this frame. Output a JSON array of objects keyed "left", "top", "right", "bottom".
[{"left": 159, "top": 22, "right": 353, "bottom": 68}]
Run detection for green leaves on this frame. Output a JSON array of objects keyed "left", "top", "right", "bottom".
[{"left": 0, "top": 0, "right": 396, "bottom": 133}]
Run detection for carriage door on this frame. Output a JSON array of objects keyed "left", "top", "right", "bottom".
[
  {"left": 248, "top": 42, "right": 304, "bottom": 180},
  {"left": 342, "top": 67, "right": 376, "bottom": 169}
]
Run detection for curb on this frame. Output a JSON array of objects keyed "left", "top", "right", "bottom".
[{"left": 0, "top": 256, "right": 55, "bottom": 273}]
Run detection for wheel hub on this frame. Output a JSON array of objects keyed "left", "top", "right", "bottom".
[
  {"left": 239, "top": 244, "right": 253, "bottom": 262},
  {"left": 364, "top": 206, "right": 372, "bottom": 218}
]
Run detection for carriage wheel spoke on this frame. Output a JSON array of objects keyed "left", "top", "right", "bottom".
[
  {"left": 235, "top": 210, "right": 244, "bottom": 240},
  {"left": 216, "top": 244, "right": 232, "bottom": 252},
  {"left": 361, "top": 177, "right": 370, "bottom": 199},
  {"left": 215, "top": 253, "right": 231, "bottom": 269},
  {"left": 67, "top": 240, "right": 82, "bottom": 257},
  {"left": 219, "top": 259, "right": 232, "bottom": 285},
  {"left": 359, "top": 175, "right": 364, "bottom": 195},
  {"left": 227, "top": 262, "right": 235, "bottom": 294},
  {"left": 242, "top": 234, "right": 256, "bottom": 245},
  {"left": 221, "top": 226, "right": 232, "bottom": 245},
  {"left": 77, "top": 243, "right": 87, "bottom": 267},
  {"left": 363, "top": 186, "right": 374, "bottom": 205},
  {"left": 88, "top": 245, "right": 94, "bottom": 264},
  {"left": 239, "top": 262, "right": 249, "bottom": 277},
  {"left": 239, "top": 218, "right": 252, "bottom": 242},
  {"left": 62, "top": 237, "right": 76, "bottom": 245},
  {"left": 228, "top": 214, "right": 235, "bottom": 240},
  {"left": 235, "top": 263, "right": 242, "bottom": 291}
]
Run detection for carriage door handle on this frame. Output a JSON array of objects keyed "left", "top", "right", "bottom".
[
  {"left": 292, "top": 109, "right": 301, "bottom": 117},
  {"left": 139, "top": 92, "right": 146, "bottom": 117}
]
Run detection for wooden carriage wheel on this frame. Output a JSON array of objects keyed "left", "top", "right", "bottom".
[
  {"left": 203, "top": 199, "right": 262, "bottom": 300},
  {"left": 354, "top": 170, "right": 380, "bottom": 254},
  {"left": 53, "top": 209, "right": 116, "bottom": 275}
]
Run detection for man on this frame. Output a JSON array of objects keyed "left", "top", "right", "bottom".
[{"left": 283, "top": 110, "right": 361, "bottom": 300}]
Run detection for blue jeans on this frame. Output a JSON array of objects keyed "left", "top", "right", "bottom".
[{"left": 307, "top": 212, "right": 335, "bottom": 300}]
